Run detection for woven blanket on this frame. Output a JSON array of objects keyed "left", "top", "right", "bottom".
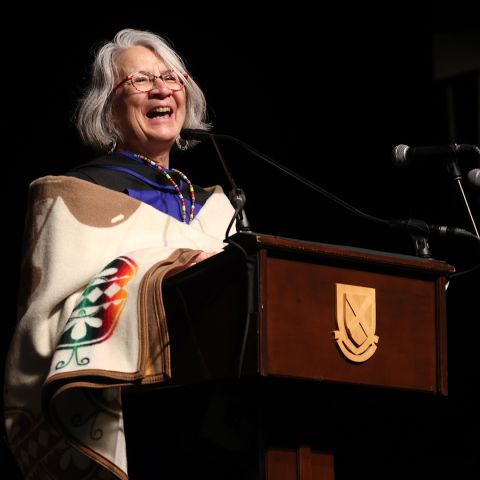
[{"left": 4, "top": 175, "right": 234, "bottom": 479}]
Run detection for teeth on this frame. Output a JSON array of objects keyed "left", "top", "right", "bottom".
[
  {"left": 146, "top": 106, "right": 173, "bottom": 119},
  {"left": 150, "top": 107, "right": 172, "bottom": 113}
]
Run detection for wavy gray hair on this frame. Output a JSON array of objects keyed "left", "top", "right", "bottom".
[{"left": 76, "top": 28, "right": 210, "bottom": 152}]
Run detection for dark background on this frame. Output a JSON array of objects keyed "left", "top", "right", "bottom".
[{"left": 3, "top": 4, "right": 479, "bottom": 478}]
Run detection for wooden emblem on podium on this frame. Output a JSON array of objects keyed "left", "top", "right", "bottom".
[{"left": 334, "top": 283, "right": 379, "bottom": 363}]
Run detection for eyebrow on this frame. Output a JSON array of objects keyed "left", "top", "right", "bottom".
[{"left": 135, "top": 69, "right": 173, "bottom": 75}]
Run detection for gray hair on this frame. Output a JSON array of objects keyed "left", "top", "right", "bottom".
[{"left": 76, "top": 28, "right": 210, "bottom": 152}]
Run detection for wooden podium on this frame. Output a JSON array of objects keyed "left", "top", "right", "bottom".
[{"left": 123, "top": 233, "right": 454, "bottom": 479}]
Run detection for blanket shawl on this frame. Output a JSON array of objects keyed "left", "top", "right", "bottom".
[{"left": 4, "top": 175, "right": 235, "bottom": 479}]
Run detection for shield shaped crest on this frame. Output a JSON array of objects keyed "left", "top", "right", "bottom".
[{"left": 334, "top": 283, "right": 379, "bottom": 362}]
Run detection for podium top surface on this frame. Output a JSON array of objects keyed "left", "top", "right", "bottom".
[{"left": 231, "top": 232, "right": 455, "bottom": 275}]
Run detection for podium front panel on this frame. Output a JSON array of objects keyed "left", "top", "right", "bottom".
[{"left": 259, "top": 254, "right": 444, "bottom": 393}]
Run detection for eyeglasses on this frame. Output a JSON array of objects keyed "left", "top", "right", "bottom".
[{"left": 113, "top": 70, "right": 185, "bottom": 93}]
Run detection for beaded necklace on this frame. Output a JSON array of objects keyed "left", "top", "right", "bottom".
[{"left": 132, "top": 153, "right": 196, "bottom": 224}]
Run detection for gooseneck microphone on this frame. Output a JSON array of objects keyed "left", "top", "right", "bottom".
[
  {"left": 182, "top": 128, "right": 390, "bottom": 231},
  {"left": 392, "top": 143, "right": 480, "bottom": 166}
]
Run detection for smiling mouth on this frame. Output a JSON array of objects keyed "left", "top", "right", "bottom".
[{"left": 146, "top": 106, "right": 173, "bottom": 119}]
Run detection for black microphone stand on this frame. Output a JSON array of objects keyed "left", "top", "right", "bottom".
[
  {"left": 444, "top": 156, "right": 480, "bottom": 239},
  {"left": 182, "top": 129, "right": 257, "bottom": 242},
  {"left": 203, "top": 134, "right": 251, "bottom": 235}
]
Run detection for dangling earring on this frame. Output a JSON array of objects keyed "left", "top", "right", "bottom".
[
  {"left": 175, "top": 136, "right": 188, "bottom": 151},
  {"left": 108, "top": 139, "right": 117, "bottom": 154}
]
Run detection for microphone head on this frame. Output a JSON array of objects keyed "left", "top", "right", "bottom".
[
  {"left": 458, "top": 144, "right": 480, "bottom": 156},
  {"left": 467, "top": 168, "right": 480, "bottom": 189},
  {"left": 392, "top": 144, "right": 410, "bottom": 166},
  {"left": 180, "top": 128, "right": 211, "bottom": 141}
]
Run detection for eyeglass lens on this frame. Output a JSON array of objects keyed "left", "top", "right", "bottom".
[{"left": 131, "top": 72, "right": 182, "bottom": 92}]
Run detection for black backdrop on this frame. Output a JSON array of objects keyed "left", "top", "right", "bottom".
[{"left": 3, "top": 7, "right": 479, "bottom": 478}]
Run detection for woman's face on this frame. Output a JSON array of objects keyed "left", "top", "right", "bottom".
[{"left": 112, "top": 45, "right": 186, "bottom": 158}]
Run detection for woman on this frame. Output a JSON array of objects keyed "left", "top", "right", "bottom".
[
  {"left": 4, "top": 29, "right": 235, "bottom": 480},
  {"left": 77, "top": 28, "right": 199, "bottom": 161},
  {"left": 70, "top": 28, "right": 224, "bottom": 256}
]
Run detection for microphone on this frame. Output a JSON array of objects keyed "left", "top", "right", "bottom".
[
  {"left": 181, "top": 128, "right": 211, "bottom": 141},
  {"left": 388, "top": 219, "right": 479, "bottom": 258},
  {"left": 468, "top": 168, "right": 480, "bottom": 189},
  {"left": 392, "top": 143, "right": 480, "bottom": 167},
  {"left": 389, "top": 219, "right": 478, "bottom": 241}
]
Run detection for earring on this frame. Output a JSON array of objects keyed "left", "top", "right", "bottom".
[
  {"left": 108, "top": 139, "right": 117, "bottom": 154},
  {"left": 175, "top": 136, "right": 188, "bottom": 151}
]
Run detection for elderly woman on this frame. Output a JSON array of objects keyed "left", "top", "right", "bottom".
[
  {"left": 4, "top": 29, "right": 235, "bottom": 480},
  {"left": 69, "top": 28, "right": 221, "bottom": 235},
  {"left": 68, "top": 29, "right": 217, "bottom": 228}
]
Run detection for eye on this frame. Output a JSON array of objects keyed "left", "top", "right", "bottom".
[
  {"left": 131, "top": 73, "right": 151, "bottom": 84},
  {"left": 162, "top": 71, "right": 179, "bottom": 83}
]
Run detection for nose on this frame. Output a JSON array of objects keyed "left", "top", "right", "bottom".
[{"left": 149, "top": 77, "right": 172, "bottom": 95}]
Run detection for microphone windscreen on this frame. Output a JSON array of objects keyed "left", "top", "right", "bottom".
[
  {"left": 392, "top": 144, "right": 410, "bottom": 166},
  {"left": 467, "top": 168, "right": 480, "bottom": 189}
]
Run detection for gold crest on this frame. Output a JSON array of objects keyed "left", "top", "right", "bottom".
[{"left": 334, "top": 283, "right": 378, "bottom": 362}]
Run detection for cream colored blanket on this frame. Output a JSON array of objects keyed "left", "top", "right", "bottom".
[{"left": 4, "top": 176, "right": 234, "bottom": 479}]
